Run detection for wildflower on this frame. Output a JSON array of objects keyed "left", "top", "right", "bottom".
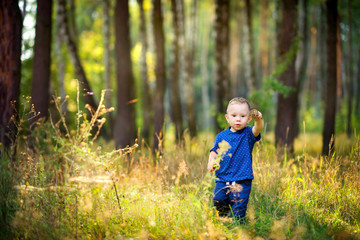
[{"left": 212, "top": 140, "right": 231, "bottom": 171}]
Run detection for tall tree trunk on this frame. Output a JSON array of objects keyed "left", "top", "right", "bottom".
[
  {"left": 57, "top": 0, "right": 98, "bottom": 112},
  {"left": 346, "top": 0, "right": 353, "bottom": 137},
  {"left": 170, "top": 0, "right": 183, "bottom": 142},
  {"left": 200, "top": 17, "right": 211, "bottom": 130},
  {"left": 55, "top": 3, "right": 66, "bottom": 116},
  {"left": 184, "top": 0, "right": 197, "bottom": 138},
  {"left": 245, "top": 0, "right": 256, "bottom": 92},
  {"left": 103, "top": 0, "right": 113, "bottom": 133},
  {"left": 356, "top": 29, "right": 360, "bottom": 116},
  {"left": 259, "top": 0, "right": 269, "bottom": 80},
  {"left": 137, "top": 0, "right": 152, "bottom": 143},
  {"left": 319, "top": 4, "right": 327, "bottom": 103},
  {"left": 114, "top": 0, "right": 136, "bottom": 149},
  {"left": 275, "top": 0, "right": 298, "bottom": 153},
  {"left": 30, "top": 0, "right": 53, "bottom": 126},
  {"left": 152, "top": 0, "right": 166, "bottom": 153},
  {"left": 336, "top": 16, "right": 342, "bottom": 110},
  {"left": 0, "top": 0, "right": 22, "bottom": 149},
  {"left": 214, "top": 0, "right": 230, "bottom": 132},
  {"left": 294, "top": 0, "right": 310, "bottom": 137},
  {"left": 229, "top": 1, "right": 240, "bottom": 98},
  {"left": 322, "top": 0, "right": 338, "bottom": 155}
]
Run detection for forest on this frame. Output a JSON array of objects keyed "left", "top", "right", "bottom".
[{"left": 0, "top": 0, "right": 360, "bottom": 239}]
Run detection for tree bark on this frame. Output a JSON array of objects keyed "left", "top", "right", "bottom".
[
  {"left": 170, "top": 0, "right": 184, "bottom": 142},
  {"left": 200, "top": 18, "right": 211, "bottom": 130},
  {"left": 184, "top": 0, "right": 197, "bottom": 138},
  {"left": 275, "top": 0, "right": 298, "bottom": 153},
  {"left": 30, "top": 0, "right": 53, "bottom": 126},
  {"left": 214, "top": 0, "right": 230, "bottom": 132},
  {"left": 103, "top": 0, "right": 113, "bottom": 133},
  {"left": 55, "top": 4, "right": 66, "bottom": 116},
  {"left": 0, "top": 0, "right": 22, "bottom": 149},
  {"left": 356, "top": 29, "right": 360, "bottom": 115},
  {"left": 294, "top": 0, "right": 310, "bottom": 137},
  {"left": 137, "top": 0, "right": 153, "bottom": 143},
  {"left": 259, "top": 0, "right": 269, "bottom": 80},
  {"left": 114, "top": 0, "right": 137, "bottom": 149},
  {"left": 346, "top": 0, "right": 353, "bottom": 137},
  {"left": 57, "top": 0, "right": 98, "bottom": 112},
  {"left": 245, "top": 0, "right": 257, "bottom": 92},
  {"left": 322, "top": 0, "right": 338, "bottom": 155},
  {"left": 152, "top": 0, "right": 166, "bottom": 153}
]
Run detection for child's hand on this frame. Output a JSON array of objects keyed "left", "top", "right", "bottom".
[
  {"left": 208, "top": 161, "right": 219, "bottom": 172},
  {"left": 250, "top": 109, "right": 262, "bottom": 120}
]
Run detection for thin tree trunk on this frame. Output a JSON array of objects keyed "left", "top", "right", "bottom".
[
  {"left": 336, "top": 16, "right": 342, "bottom": 110},
  {"left": 356, "top": 29, "right": 360, "bottom": 115},
  {"left": 184, "top": 0, "right": 197, "bottom": 138},
  {"left": 152, "top": 0, "right": 166, "bottom": 154},
  {"left": 138, "top": 0, "right": 152, "bottom": 143},
  {"left": 114, "top": 0, "right": 137, "bottom": 149},
  {"left": 30, "top": 0, "right": 53, "bottom": 126},
  {"left": 294, "top": 0, "right": 310, "bottom": 137},
  {"left": 275, "top": 0, "right": 298, "bottom": 153},
  {"left": 0, "top": 0, "right": 22, "bottom": 149},
  {"left": 229, "top": 1, "right": 240, "bottom": 98},
  {"left": 245, "top": 0, "right": 256, "bottom": 92},
  {"left": 55, "top": 5, "right": 66, "bottom": 115},
  {"left": 214, "top": 0, "right": 230, "bottom": 132},
  {"left": 259, "top": 0, "right": 269, "bottom": 80},
  {"left": 346, "top": 0, "right": 353, "bottom": 137},
  {"left": 103, "top": 0, "right": 113, "bottom": 133},
  {"left": 57, "top": 0, "right": 98, "bottom": 112},
  {"left": 200, "top": 17, "right": 211, "bottom": 130},
  {"left": 170, "top": 0, "right": 183, "bottom": 142},
  {"left": 322, "top": 0, "right": 338, "bottom": 155},
  {"left": 319, "top": 4, "right": 327, "bottom": 103}
]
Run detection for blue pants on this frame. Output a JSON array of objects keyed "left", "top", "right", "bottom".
[{"left": 212, "top": 179, "right": 252, "bottom": 220}]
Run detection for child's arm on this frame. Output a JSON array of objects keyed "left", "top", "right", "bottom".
[
  {"left": 207, "top": 151, "right": 218, "bottom": 172},
  {"left": 252, "top": 110, "right": 264, "bottom": 137}
]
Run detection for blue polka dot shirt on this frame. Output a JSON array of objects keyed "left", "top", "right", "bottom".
[{"left": 210, "top": 126, "right": 261, "bottom": 182}]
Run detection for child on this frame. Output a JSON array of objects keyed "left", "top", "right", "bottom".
[{"left": 207, "top": 97, "right": 263, "bottom": 223}]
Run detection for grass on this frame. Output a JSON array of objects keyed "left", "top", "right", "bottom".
[{"left": 1, "top": 94, "right": 360, "bottom": 239}]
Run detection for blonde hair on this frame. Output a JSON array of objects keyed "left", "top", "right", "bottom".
[{"left": 226, "top": 97, "right": 251, "bottom": 113}]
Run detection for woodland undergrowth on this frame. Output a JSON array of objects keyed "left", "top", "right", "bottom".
[{"left": 0, "top": 92, "right": 359, "bottom": 240}]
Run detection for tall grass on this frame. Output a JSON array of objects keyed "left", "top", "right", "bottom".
[{"left": 2, "top": 93, "right": 360, "bottom": 239}]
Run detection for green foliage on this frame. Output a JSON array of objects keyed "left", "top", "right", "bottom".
[{"left": 0, "top": 148, "right": 19, "bottom": 239}]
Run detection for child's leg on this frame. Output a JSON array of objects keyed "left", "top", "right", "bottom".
[
  {"left": 229, "top": 179, "right": 252, "bottom": 222},
  {"left": 212, "top": 181, "right": 230, "bottom": 216}
]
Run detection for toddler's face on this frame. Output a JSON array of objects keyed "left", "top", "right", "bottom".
[{"left": 225, "top": 103, "right": 250, "bottom": 132}]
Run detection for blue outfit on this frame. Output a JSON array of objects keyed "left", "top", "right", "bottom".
[{"left": 210, "top": 126, "right": 261, "bottom": 220}]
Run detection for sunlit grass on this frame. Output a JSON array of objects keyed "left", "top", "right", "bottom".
[{"left": 2, "top": 93, "right": 360, "bottom": 239}]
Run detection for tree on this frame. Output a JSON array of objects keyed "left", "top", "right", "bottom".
[
  {"left": 346, "top": 0, "right": 353, "bottom": 137},
  {"left": 30, "top": 0, "right": 53, "bottom": 126},
  {"left": 245, "top": 0, "right": 257, "bottom": 92},
  {"left": 275, "top": 0, "right": 298, "bottom": 153},
  {"left": 259, "top": 0, "right": 269, "bottom": 80},
  {"left": 322, "top": 0, "right": 338, "bottom": 155},
  {"left": 184, "top": 0, "right": 198, "bottom": 138},
  {"left": 214, "top": 0, "right": 230, "bottom": 132},
  {"left": 137, "top": 0, "right": 153, "bottom": 143},
  {"left": 0, "top": 0, "right": 22, "bottom": 149},
  {"left": 170, "top": 0, "right": 184, "bottom": 142},
  {"left": 152, "top": 0, "right": 166, "bottom": 153},
  {"left": 103, "top": 0, "right": 113, "bottom": 132},
  {"left": 294, "top": 0, "right": 310, "bottom": 137},
  {"left": 113, "top": 0, "right": 137, "bottom": 149},
  {"left": 57, "top": 0, "right": 98, "bottom": 112}
]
